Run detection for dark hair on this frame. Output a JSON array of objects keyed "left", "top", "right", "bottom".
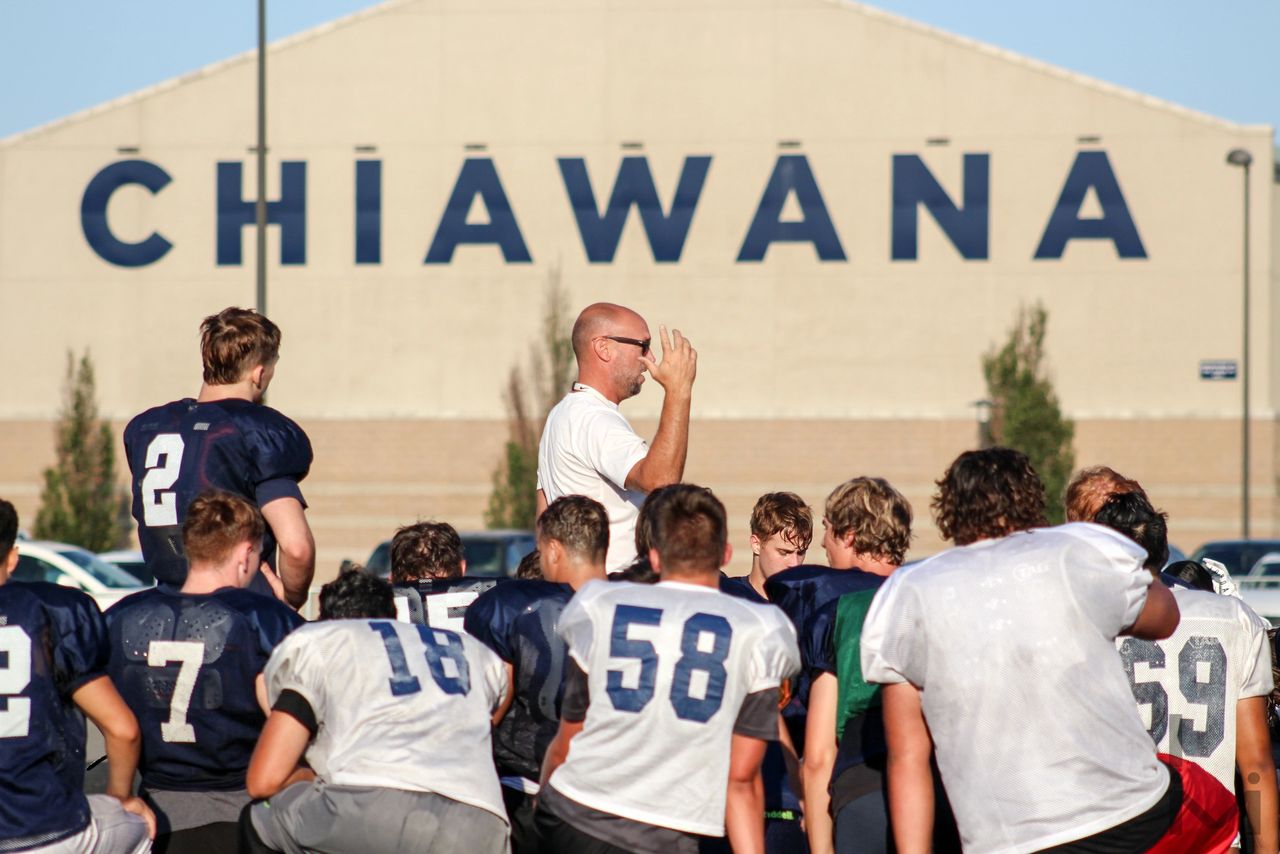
[
  {"left": 0, "top": 499, "right": 17, "bottom": 554},
  {"left": 537, "top": 495, "right": 609, "bottom": 564},
  {"left": 933, "top": 447, "right": 1047, "bottom": 546},
  {"left": 319, "top": 566, "right": 395, "bottom": 620},
  {"left": 391, "top": 521, "right": 465, "bottom": 582},
  {"left": 635, "top": 484, "right": 683, "bottom": 555},
  {"left": 1163, "top": 560, "right": 1215, "bottom": 594},
  {"left": 750, "top": 492, "right": 813, "bottom": 550},
  {"left": 516, "top": 548, "right": 543, "bottom": 580},
  {"left": 611, "top": 555, "right": 659, "bottom": 584},
  {"left": 200, "top": 307, "right": 281, "bottom": 384},
  {"left": 1093, "top": 492, "right": 1169, "bottom": 572},
  {"left": 648, "top": 484, "right": 727, "bottom": 576},
  {"left": 182, "top": 491, "right": 266, "bottom": 564}
]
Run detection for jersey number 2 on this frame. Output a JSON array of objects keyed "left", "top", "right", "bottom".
[
  {"left": 141, "top": 434, "right": 186, "bottom": 526},
  {"left": 607, "top": 606, "right": 732, "bottom": 723},
  {"left": 0, "top": 626, "right": 32, "bottom": 738},
  {"left": 1119, "top": 636, "right": 1227, "bottom": 757}
]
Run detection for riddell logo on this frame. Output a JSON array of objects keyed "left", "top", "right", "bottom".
[{"left": 79, "top": 149, "right": 1146, "bottom": 269}]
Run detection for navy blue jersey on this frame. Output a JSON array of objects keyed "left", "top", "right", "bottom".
[
  {"left": 124, "top": 398, "right": 312, "bottom": 588},
  {"left": 718, "top": 572, "right": 767, "bottom": 604},
  {"left": 464, "top": 579, "right": 573, "bottom": 783},
  {"left": 0, "top": 582, "right": 108, "bottom": 848},
  {"left": 392, "top": 576, "right": 509, "bottom": 632},
  {"left": 105, "top": 586, "right": 303, "bottom": 791}
]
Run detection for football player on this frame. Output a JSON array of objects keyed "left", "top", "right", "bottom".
[
  {"left": 465, "top": 494, "right": 609, "bottom": 854},
  {"left": 240, "top": 568, "right": 510, "bottom": 853},
  {"left": 0, "top": 498, "right": 154, "bottom": 853},
  {"left": 124, "top": 307, "right": 314, "bottom": 607},
  {"left": 1092, "top": 490, "right": 1278, "bottom": 853},
  {"left": 106, "top": 491, "right": 304, "bottom": 852},
  {"left": 537, "top": 484, "right": 800, "bottom": 853},
  {"left": 799, "top": 478, "right": 912, "bottom": 854},
  {"left": 862, "top": 448, "right": 1237, "bottom": 853},
  {"left": 721, "top": 492, "right": 812, "bottom": 603},
  {"left": 389, "top": 520, "right": 507, "bottom": 630}
]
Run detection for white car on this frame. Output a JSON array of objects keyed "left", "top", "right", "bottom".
[
  {"left": 1237, "top": 552, "right": 1280, "bottom": 625},
  {"left": 97, "top": 549, "right": 153, "bottom": 585},
  {"left": 13, "top": 540, "right": 147, "bottom": 611}
]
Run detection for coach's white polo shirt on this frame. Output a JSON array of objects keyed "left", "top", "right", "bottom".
[{"left": 537, "top": 383, "right": 648, "bottom": 572}]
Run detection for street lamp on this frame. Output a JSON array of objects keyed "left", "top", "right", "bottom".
[
  {"left": 972, "top": 399, "right": 995, "bottom": 449},
  {"left": 1226, "top": 147, "right": 1252, "bottom": 538}
]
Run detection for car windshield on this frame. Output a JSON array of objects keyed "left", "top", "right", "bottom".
[{"left": 56, "top": 548, "right": 145, "bottom": 588}]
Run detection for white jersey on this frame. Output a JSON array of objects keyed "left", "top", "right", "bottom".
[
  {"left": 537, "top": 384, "right": 649, "bottom": 572},
  {"left": 549, "top": 579, "right": 800, "bottom": 836},
  {"left": 264, "top": 619, "right": 509, "bottom": 821},
  {"left": 861, "top": 523, "right": 1167, "bottom": 854},
  {"left": 1117, "top": 585, "right": 1273, "bottom": 792}
]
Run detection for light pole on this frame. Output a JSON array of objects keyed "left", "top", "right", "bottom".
[
  {"left": 1227, "top": 147, "right": 1252, "bottom": 538},
  {"left": 972, "top": 399, "right": 995, "bottom": 449},
  {"left": 256, "top": 0, "right": 267, "bottom": 317}
]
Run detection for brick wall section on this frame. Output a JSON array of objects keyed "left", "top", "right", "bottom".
[{"left": 1, "top": 417, "right": 1275, "bottom": 584}]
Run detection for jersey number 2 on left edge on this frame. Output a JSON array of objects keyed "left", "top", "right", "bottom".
[{"left": 141, "top": 434, "right": 186, "bottom": 526}]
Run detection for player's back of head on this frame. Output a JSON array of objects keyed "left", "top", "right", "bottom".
[
  {"left": 319, "top": 566, "right": 395, "bottom": 619},
  {"left": 183, "top": 490, "right": 266, "bottom": 565},
  {"left": 933, "top": 447, "right": 1047, "bottom": 546},
  {"left": 537, "top": 495, "right": 609, "bottom": 565},
  {"left": 200, "top": 306, "right": 281, "bottom": 384},
  {"left": 1065, "top": 465, "right": 1147, "bottom": 523},
  {"left": 648, "top": 484, "right": 728, "bottom": 578},
  {"left": 1093, "top": 491, "right": 1169, "bottom": 572},
  {"left": 515, "top": 548, "right": 543, "bottom": 580},
  {"left": 634, "top": 483, "right": 683, "bottom": 557},
  {"left": 0, "top": 498, "right": 17, "bottom": 555},
  {"left": 391, "top": 520, "right": 465, "bottom": 582},
  {"left": 824, "top": 478, "right": 912, "bottom": 564}
]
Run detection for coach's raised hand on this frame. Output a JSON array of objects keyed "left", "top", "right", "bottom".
[{"left": 641, "top": 325, "right": 697, "bottom": 397}]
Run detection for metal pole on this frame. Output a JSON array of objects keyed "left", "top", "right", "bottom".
[
  {"left": 255, "top": 0, "right": 267, "bottom": 317},
  {"left": 1241, "top": 159, "right": 1251, "bottom": 539},
  {"left": 1227, "top": 148, "right": 1252, "bottom": 539}
]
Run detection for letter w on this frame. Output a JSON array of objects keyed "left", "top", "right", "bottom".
[{"left": 559, "top": 156, "right": 711, "bottom": 263}]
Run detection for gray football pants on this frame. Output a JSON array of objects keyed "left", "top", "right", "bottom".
[{"left": 248, "top": 782, "right": 510, "bottom": 854}]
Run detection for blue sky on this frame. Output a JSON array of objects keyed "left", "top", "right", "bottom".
[{"left": 1, "top": 1, "right": 1276, "bottom": 140}]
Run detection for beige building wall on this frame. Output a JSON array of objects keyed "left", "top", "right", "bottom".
[{"left": 0, "top": 0, "right": 1275, "bottom": 578}]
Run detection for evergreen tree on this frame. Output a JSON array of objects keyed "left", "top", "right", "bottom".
[
  {"left": 34, "top": 351, "right": 128, "bottom": 551},
  {"left": 485, "top": 269, "right": 574, "bottom": 529},
  {"left": 982, "top": 303, "right": 1076, "bottom": 524}
]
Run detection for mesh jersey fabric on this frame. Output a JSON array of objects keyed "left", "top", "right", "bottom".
[
  {"left": 1116, "top": 585, "right": 1273, "bottom": 793},
  {"left": 860, "top": 523, "right": 1167, "bottom": 854},
  {"left": 264, "top": 618, "right": 509, "bottom": 821},
  {"left": 105, "top": 586, "right": 304, "bottom": 790},
  {"left": 392, "top": 576, "right": 508, "bottom": 632},
  {"left": 0, "top": 583, "right": 106, "bottom": 848},
  {"left": 124, "top": 398, "right": 312, "bottom": 587},
  {"left": 536, "top": 385, "right": 648, "bottom": 572},
  {"left": 548, "top": 579, "right": 800, "bottom": 836},
  {"left": 463, "top": 579, "right": 574, "bottom": 784}
]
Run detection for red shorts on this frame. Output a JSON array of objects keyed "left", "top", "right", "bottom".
[{"left": 1144, "top": 753, "right": 1238, "bottom": 854}]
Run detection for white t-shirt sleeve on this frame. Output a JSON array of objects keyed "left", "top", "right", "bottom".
[
  {"left": 579, "top": 408, "right": 649, "bottom": 489},
  {"left": 1236, "top": 599, "right": 1275, "bottom": 699},
  {"left": 1066, "top": 524, "right": 1153, "bottom": 637},
  {"left": 749, "top": 610, "right": 801, "bottom": 692},
  {"left": 557, "top": 585, "right": 600, "bottom": 672},
  {"left": 860, "top": 571, "right": 920, "bottom": 687},
  {"left": 264, "top": 630, "right": 324, "bottom": 717}
]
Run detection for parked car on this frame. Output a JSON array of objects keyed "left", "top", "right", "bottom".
[
  {"left": 365, "top": 530, "right": 537, "bottom": 580},
  {"left": 1189, "top": 539, "right": 1280, "bottom": 576},
  {"left": 13, "top": 541, "right": 147, "bottom": 611},
  {"left": 97, "top": 549, "right": 153, "bottom": 585}
]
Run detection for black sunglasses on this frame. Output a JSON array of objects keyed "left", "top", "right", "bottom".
[{"left": 604, "top": 335, "right": 651, "bottom": 356}]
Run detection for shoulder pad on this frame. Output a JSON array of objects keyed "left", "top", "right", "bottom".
[{"left": 233, "top": 405, "right": 313, "bottom": 483}]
